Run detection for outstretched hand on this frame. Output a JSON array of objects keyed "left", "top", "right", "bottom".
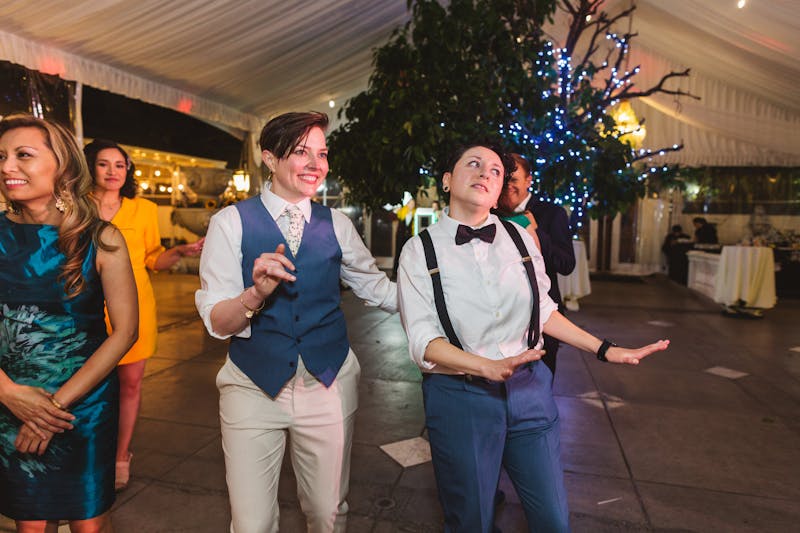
[
  {"left": 251, "top": 243, "right": 297, "bottom": 299},
  {"left": 606, "top": 339, "right": 670, "bottom": 365},
  {"left": 178, "top": 237, "right": 205, "bottom": 257},
  {"left": 478, "top": 348, "right": 545, "bottom": 382}
]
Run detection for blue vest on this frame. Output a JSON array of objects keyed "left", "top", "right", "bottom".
[{"left": 229, "top": 197, "right": 349, "bottom": 397}]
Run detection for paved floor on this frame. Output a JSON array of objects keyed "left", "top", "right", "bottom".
[{"left": 3, "top": 272, "right": 799, "bottom": 532}]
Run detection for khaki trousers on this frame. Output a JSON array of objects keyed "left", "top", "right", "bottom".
[{"left": 217, "top": 350, "right": 360, "bottom": 533}]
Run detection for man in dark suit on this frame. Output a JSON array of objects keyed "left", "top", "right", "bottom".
[{"left": 505, "top": 154, "right": 576, "bottom": 378}]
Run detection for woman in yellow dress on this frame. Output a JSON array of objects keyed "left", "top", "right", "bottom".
[{"left": 84, "top": 139, "right": 204, "bottom": 490}]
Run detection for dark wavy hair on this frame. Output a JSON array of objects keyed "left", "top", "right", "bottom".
[
  {"left": 0, "top": 114, "right": 115, "bottom": 296},
  {"left": 83, "top": 139, "right": 138, "bottom": 198}
]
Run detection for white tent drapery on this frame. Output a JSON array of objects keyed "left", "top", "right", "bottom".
[{"left": 0, "top": 0, "right": 798, "bottom": 168}]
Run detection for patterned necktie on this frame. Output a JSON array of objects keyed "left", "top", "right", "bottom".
[
  {"left": 455, "top": 223, "right": 496, "bottom": 245},
  {"left": 284, "top": 205, "right": 305, "bottom": 256}
]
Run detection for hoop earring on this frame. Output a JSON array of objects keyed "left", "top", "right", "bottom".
[
  {"left": 442, "top": 184, "right": 450, "bottom": 193},
  {"left": 7, "top": 201, "right": 20, "bottom": 215}
]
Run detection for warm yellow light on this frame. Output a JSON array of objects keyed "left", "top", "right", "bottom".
[
  {"left": 609, "top": 100, "right": 646, "bottom": 148},
  {"left": 232, "top": 170, "right": 251, "bottom": 193},
  {"left": 140, "top": 182, "right": 150, "bottom": 191},
  {"left": 737, "top": 0, "right": 746, "bottom": 8},
  {"left": 134, "top": 169, "right": 142, "bottom": 177},
  {"left": 154, "top": 170, "right": 161, "bottom": 177}
]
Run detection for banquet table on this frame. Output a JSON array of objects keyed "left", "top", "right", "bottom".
[
  {"left": 713, "top": 246, "right": 776, "bottom": 310},
  {"left": 558, "top": 240, "right": 591, "bottom": 311}
]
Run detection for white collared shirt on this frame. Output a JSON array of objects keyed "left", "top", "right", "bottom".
[
  {"left": 514, "top": 192, "right": 533, "bottom": 213},
  {"left": 397, "top": 211, "right": 556, "bottom": 372},
  {"left": 196, "top": 187, "right": 397, "bottom": 339}
]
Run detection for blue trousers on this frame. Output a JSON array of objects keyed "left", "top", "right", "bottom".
[{"left": 422, "top": 363, "right": 569, "bottom": 533}]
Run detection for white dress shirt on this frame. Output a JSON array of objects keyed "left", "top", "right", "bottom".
[
  {"left": 196, "top": 188, "right": 397, "bottom": 339},
  {"left": 514, "top": 192, "right": 533, "bottom": 213},
  {"left": 397, "top": 211, "right": 556, "bottom": 372}
]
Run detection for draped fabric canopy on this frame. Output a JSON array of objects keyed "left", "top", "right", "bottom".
[{"left": 1, "top": 0, "right": 798, "bottom": 166}]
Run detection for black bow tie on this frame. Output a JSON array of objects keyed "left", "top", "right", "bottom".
[{"left": 455, "top": 223, "right": 496, "bottom": 245}]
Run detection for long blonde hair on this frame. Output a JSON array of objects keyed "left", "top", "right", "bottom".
[{"left": 0, "top": 114, "right": 114, "bottom": 297}]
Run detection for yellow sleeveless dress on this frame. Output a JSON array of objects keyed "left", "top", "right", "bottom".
[{"left": 108, "top": 197, "right": 165, "bottom": 365}]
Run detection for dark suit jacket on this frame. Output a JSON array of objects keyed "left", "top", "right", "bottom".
[{"left": 525, "top": 197, "right": 576, "bottom": 307}]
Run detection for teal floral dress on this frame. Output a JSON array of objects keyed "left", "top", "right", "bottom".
[{"left": 0, "top": 214, "right": 118, "bottom": 520}]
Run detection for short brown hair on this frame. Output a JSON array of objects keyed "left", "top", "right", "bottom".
[{"left": 259, "top": 112, "right": 329, "bottom": 159}]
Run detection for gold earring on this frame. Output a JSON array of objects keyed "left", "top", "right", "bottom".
[{"left": 54, "top": 194, "right": 67, "bottom": 213}]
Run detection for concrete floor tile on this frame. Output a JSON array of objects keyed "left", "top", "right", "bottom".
[
  {"left": 351, "top": 443, "right": 404, "bottom": 484},
  {"left": 159, "top": 456, "right": 227, "bottom": 492},
  {"left": 111, "top": 482, "right": 230, "bottom": 532},
  {"left": 130, "top": 418, "right": 219, "bottom": 457},
  {"left": 564, "top": 472, "right": 648, "bottom": 527},
  {"left": 590, "top": 365, "right": 763, "bottom": 414},
  {"left": 638, "top": 480, "right": 800, "bottom": 533},
  {"left": 610, "top": 404, "right": 800, "bottom": 499},
  {"left": 354, "top": 378, "right": 426, "bottom": 446},
  {"left": 139, "top": 360, "right": 222, "bottom": 428},
  {"left": 155, "top": 320, "right": 227, "bottom": 361},
  {"left": 396, "top": 462, "right": 438, "bottom": 490}
]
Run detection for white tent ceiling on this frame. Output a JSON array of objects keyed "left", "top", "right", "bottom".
[{"left": 1, "top": 0, "right": 799, "bottom": 166}]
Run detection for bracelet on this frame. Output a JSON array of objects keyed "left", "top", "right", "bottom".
[
  {"left": 49, "top": 395, "right": 66, "bottom": 411},
  {"left": 240, "top": 288, "right": 266, "bottom": 319},
  {"left": 596, "top": 339, "right": 617, "bottom": 362}
]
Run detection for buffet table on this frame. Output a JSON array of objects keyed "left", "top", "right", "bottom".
[
  {"left": 687, "top": 246, "right": 777, "bottom": 313},
  {"left": 558, "top": 240, "right": 591, "bottom": 311},
  {"left": 713, "top": 246, "right": 776, "bottom": 309}
]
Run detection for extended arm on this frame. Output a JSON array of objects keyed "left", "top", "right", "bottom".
[{"left": 543, "top": 311, "right": 669, "bottom": 364}]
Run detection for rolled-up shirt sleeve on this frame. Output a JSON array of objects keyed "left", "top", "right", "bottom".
[
  {"left": 333, "top": 209, "right": 397, "bottom": 314},
  {"left": 397, "top": 236, "right": 445, "bottom": 370},
  {"left": 195, "top": 206, "right": 250, "bottom": 340}
]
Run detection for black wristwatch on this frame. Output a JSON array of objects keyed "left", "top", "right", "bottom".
[{"left": 596, "top": 339, "right": 617, "bottom": 362}]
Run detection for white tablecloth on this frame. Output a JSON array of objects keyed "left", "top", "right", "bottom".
[
  {"left": 713, "top": 246, "right": 776, "bottom": 309},
  {"left": 558, "top": 240, "right": 591, "bottom": 302}
]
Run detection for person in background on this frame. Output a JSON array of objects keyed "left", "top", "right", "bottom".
[
  {"left": 196, "top": 111, "right": 396, "bottom": 532},
  {"left": 397, "top": 140, "right": 669, "bottom": 532},
  {"left": 0, "top": 114, "right": 138, "bottom": 532},
  {"left": 84, "top": 139, "right": 204, "bottom": 491},
  {"left": 496, "top": 153, "right": 575, "bottom": 379},
  {"left": 392, "top": 197, "right": 416, "bottom": 280},
  {"left": 431, "top": 200, "right": 443, "bottom": 223},
  {"left": 692, "top": 217, "right": 718, "bottom": 244},
  {"left": 661, "top": 224, "right": 691, "bottom": 255}
]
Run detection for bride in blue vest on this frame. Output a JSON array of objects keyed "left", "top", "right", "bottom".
[
  {"left": 396, "top": 141, "right": 670, "bottom": 532},
  {"left": 196, "top": 111, "right": 396, "bottom": 533}
]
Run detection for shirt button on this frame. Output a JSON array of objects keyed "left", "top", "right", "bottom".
[{"left": 495, "top": 312, "right": 501, "bottom": 318}]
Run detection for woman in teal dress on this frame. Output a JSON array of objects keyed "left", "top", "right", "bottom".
[{"left": 0, "top": 115, "right": 138, "bottom": 532}]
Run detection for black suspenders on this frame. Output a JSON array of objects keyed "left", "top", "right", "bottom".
[{"left": 418, "top": 220, "right": 541, "bottom": 350}]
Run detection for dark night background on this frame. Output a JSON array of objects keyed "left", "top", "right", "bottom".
[{"left": 1, "top": 60, "right": 242, "bottom": 168}]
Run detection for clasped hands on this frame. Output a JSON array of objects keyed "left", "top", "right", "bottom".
[
  {"left": 3, "top": 383, "right": 74, "bottom": 455},
  {"left": 251, "top": 243, "right": 297, "bottom": 300}
]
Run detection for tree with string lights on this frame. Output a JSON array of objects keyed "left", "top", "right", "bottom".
[{"left": 329, "top": 0, "right": 697, "bottom": 236}]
